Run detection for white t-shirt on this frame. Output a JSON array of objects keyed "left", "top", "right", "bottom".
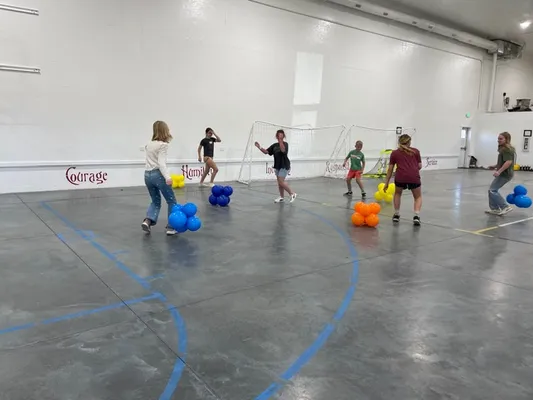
[{"left": 145, "top": 141, "right": 171, "bottom": 180}]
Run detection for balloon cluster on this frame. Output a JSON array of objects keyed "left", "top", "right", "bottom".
[
  {"left": 168, "top": 203, "right": 202, "bottom": 232},
  {"left": 209, "top": 185, "right": 233, "bottom": 207},
  {"left": 171, "top": 174, "right": 185, "bottom": 189},
  {"left": 351, "top": 202, "right": 381, "bottom": 227},
  {"left": 506, "top": 185, "right": 532, "bottom": 208},
  {"left": 374, "top": 183, "right": 395, "bottom": 203}
]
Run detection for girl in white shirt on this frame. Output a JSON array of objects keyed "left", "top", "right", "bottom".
[{"left": 142, "top": 121, "right": 178, "bottom": 235}]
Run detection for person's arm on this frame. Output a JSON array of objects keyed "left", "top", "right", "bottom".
[
  {"left": 416, "top": 149, "right": 422, "bottom": 170},
  {"left": 197, "top": 143, "right": 203, "bottom": 162},
  {"left": 361, "top": 154, "right": 366, "bottom": 173},
  {"left": 384, "top": 153, "right": 396, "bottom": 191},
  {"left": 158, "top": 143, "right": 172, "bottom": 184},
  {"left": 212, "top": 132, "right": 221, "bottom": 143},
  {"left": 343, "top": 152, "right": 351, "bottom": 167},
  {"left": 494, "top": 150, "right": 514, "bottom": 176},
  {"left": 255, "top": 142, "right": 269, "bottom": 155},
  {"left": 279, "top": 138, "right": 287, "bottom": 153}
]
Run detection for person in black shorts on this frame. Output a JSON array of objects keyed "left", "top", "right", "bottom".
[
  {"left": 197, "top": 127, "right": 221, "bottom": 187},
  {"left": 255, "top": 129, "right": 297, "bottom": 203}
]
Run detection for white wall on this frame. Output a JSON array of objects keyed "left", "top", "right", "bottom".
[
  {"left": 0, "top": 0, "right": 530, "bottom": 193},
  {"left": 471, "top": 112, "right": 533, "bottom": 167}
]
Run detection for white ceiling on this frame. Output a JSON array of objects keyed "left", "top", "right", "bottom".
[{"left": 365, "top": 0, "right": 533, "bottom": 56}]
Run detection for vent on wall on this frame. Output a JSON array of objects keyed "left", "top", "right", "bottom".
[{"left": 492, "top": 40, "right": 524, "bottom": 60}]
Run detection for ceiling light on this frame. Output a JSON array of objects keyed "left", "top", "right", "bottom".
[{"left": 520, "top": 20, "right": 531, "bottom": 29}]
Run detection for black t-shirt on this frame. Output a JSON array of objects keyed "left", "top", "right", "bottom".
[
  {"left": 200, "top": 137, "right": 216, "bottom": 158},
  {"left": 267, "top": 141, "right": 290, "bottom": 170}
]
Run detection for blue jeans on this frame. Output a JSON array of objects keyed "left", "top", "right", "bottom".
[
  {"left": 144, "top": 170, "right": 177, "bottom": 226},
  {"left": 488, "top": 175, "right": 511, "bottom": 210}
]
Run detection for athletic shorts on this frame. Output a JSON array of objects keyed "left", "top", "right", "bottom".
[
  {"left": 347, "top": 169, "right": 362, "bottom": 179},
  {"left": 395, "top": 182, "right": 421, "bottom": 190},
  {"left": 275, "top": 168, "right": 289, "bottom": 178}
]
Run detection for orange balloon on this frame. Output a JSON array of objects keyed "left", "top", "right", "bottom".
[
  {"left": 365, "top": 213, "right": 380, "bottom": 227},
  {"left": 354, "top": 201, "right": 364, "bottom": 213},
  {"left": 369, "top": 202, "right": 381, "bottom": 215},
  {"left": 351, "top": 212, "right": 365, "bottom": 226},
  {"left": 358, "top": 203, "right": 371, "bottom": 217}
]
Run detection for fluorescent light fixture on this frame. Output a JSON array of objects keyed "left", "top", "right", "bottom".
[{"left": 520, "top": 20, "right": 531, "bottom": 29}]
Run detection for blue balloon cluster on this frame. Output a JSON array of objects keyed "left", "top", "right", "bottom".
[
  {"left": 506, "top": 185, "right": 532, "bottom": 208},
  {"left": 209, "top": 185, "right": 233, "bottom": 207},
  {"left": 168, "top": 203, "right": 202, "bottom": 232}
]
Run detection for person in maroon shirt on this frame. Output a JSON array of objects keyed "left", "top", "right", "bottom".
[{"left": 384, "top": 134, "right": 423, "bottom": 226}]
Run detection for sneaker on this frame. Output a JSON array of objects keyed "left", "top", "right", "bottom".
[
  {"left": 343, "top": 191, "right": 353, "bottom": 196},
  {"left": 498, "top": 206, "right": 513, "bottom": 216},
  {"left": 413, "top": 215, "right": 421, "bottom": 226},
  {"left": 166, "top": 228, "right": 178, "bottom": 236},
  {"left": 361, "top": 192, "right": 367, "bottom": 199},
  {"left": 274, "top": 197, "right": 284, "bottom": 203},
  {"left": 289, "top": 193, "right": 298, "bottom": 203},
  {"left": 208, "top": 183, "right": 215, "bottom": 187},
  {"left": 199, "top": 182, "right": 209, "bottom": 187},
  {"left": 392, "top": 213, "right": 400, "bottom": 223},
  {"left": 485, "top": 209, "right": 500, "bottom": 215},
  {"left": 142, "top": 220, "right": 151, "bottom": 234}
]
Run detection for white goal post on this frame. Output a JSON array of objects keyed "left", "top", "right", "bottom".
[
  {"left": 237, "top": 121, "right": 347, "bottom": 185},
  {"left": 324, "top": 125, "right": 417, "bottom": 179}
]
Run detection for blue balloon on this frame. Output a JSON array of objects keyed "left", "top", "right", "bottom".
[
  {"left": 181, "top": 203, "right": 197, "bottom": 217},
  {"left": 226, "top": 196, "right": 231, "bottom": 204},
  {"left": 171, "top": 204, "right": 182, "bottom": 214},
  {"left": 168, "top": 211, "right": 187, "bottom": 230},
  {"left": 506, "top": 193, "right": 516, "bottom": 205},
  {"left": 176, "top": 224, "right": 188, "bottom": 233},
  {"left": 211, "top": 185, "right": 224, "bottom": 197},
  {"left": 223, "top": 186, "right": 233, "bottom": 197},
  {"left": 515, "top": 195, "right": 532, "bottom": 208},
  {"left": 514, "top": 185, "right": 528, "bottom": 196},
  {"left": 186, "top": 216, "right": 202, "bottom": 231},
  {"left": 209, "top": 195, "right": 218, "bottom": 205},
  {"left": 217, "top": 195, "right": 229, "bottom": 207}
]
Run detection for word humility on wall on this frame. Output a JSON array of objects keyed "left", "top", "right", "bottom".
[{"left": 65, "top": 167, "right": 108, "bottom": 186}]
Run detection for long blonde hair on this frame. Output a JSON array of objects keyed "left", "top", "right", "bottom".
[
  {"left": 152, "top": 121, "right": 172, "bottom": 143},
  {"left": 398, "top": 134, "right": 414, "bottom": 155},
  {"left": 498, "top": 131, "right": 515, "bottom": 153}
]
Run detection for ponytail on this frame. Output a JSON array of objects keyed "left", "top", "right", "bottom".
[{"left": 398, "top": 134, "right": 414, "bottom": 155}]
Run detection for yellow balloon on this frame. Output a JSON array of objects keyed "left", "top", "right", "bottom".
[
  {"left": 384, "top": 193, "right": 393, "bottom": 203},
  {"left": 378, "top": 183, "right": 385, "bottom": 191},
  {"left": 386, "top": 183, "right": 396, "bottom": 194},
  {"left": 177, "top": 174, "right": 185, "bottom": 182},
  {"left": 177, "top": 181, "right": 185, "bottom": 188},
  {"left": 374, "top": 191, "right": 384, "bottom": 201}
]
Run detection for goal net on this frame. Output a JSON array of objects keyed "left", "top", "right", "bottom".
[
  {"left": 237, "top": 121, "right": 347, "bottom": 185},
  {"left": 324, "top": 125, "right": 417, "bottom": 179}
]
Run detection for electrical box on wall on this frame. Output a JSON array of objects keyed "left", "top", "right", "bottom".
[{"left": 524, "top": 137, "right": 530, "bottom": 152}]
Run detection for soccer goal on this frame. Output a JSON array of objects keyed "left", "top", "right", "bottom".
[
  {"left": 324, "top": 125, "right": 417, "bottom": 179},
  {"left": 237, "top": 121, "right": 347, "bottom": 185}
]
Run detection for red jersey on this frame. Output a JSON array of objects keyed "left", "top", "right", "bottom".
[{"left": 390, "top": 147, "right": 422, "bottom": 184}]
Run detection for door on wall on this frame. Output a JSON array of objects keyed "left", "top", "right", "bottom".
[{"left": 458, "top": 127, "right": 471, "bottom": 168}]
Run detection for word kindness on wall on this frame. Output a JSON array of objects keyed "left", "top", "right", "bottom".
[{"left": 65, "top": 167, "right": 108, "bottom": 186}]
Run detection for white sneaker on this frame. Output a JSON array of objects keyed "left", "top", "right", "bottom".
[
  {"left": 274, "top": 197, "right": 284, "bottom": 203},
  {"left": 208, "top": 183, "right": 215, "bottom": 187},
  {"left": 166, "top": 228, "right": 178, "bottom": 236},
  {"left": 289, "top": 193, "right": 298, "bottom": 203},
  {"left": 485, "top": 209, "right": 500, "bottom": 215},
  {"left": 498, "top": 206, "right": 513, "bottom": 216},
  {"left": 141, "top": 221, "right": 151, "bottom": 234},
  {"left": 199, "top": 182, "right": 209, "bottom": 187}
]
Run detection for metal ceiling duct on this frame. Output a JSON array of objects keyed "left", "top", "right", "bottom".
[{"left": 326, "top": 0, "right": 498, "bottom": 53}]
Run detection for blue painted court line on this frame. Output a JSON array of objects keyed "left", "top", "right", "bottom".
[
  {"left": 254, "top": 209, "right": 360, "bottom": 400},
  {"left": 0, "top": 293, "right": 162, "bottom": 336},
  {"left": 41, "top": 202, "right": 187, "bottom": 400}
]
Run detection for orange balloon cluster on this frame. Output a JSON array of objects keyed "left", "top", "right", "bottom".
[{"left": 351, "top": 202, "right": 381, "bottom": 228}]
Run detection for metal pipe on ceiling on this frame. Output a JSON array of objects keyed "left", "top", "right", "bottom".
[{"left": 326, "top": 0, "right": 498, "bottom": 53}]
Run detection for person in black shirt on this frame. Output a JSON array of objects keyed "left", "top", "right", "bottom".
[
  {"left": 197, "top": 127, "right": 221, "bottom": 187},
  {"left": 255, "top": 129, "right": 298, "bottom": 203}
]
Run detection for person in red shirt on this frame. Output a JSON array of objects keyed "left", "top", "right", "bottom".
[{"left": 384, "top": 134, "right": 422, "bottom": 226}]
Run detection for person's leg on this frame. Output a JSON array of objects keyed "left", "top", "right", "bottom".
[
  {"left": 206, "top": 158, "right": 219, "bottom": 184},
  {"left": 355, "top": 171, "right": 366, "bottom": 198},
  {"left": 143, "top": 171, "right": 162, "bottom": 233},
  {"left": 199, "top": 157, "right": 210, "bottom": 185},
  {"left": 488, "top": 176, "right": 512, "bottom": 214},
  {"left": 392, "top": 184, "right": 404, "bottom": 222},
  {"left": 411, "top": 185, "right": 422, "bottom": 225},
  {"left": 345, "top": 177, "right": 353, "bottom": 194},
  {"left": 154, "top": 171, "right": 179, "bottom": 234}
]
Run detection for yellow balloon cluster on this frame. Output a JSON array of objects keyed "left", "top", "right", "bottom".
[
  {"left": 374, "top": 182, "right": 395, "bottom": 203},
  {"left": 171, "top": 174, "right": 185, "bottom": 189}
]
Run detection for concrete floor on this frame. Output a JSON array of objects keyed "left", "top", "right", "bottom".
[{"left": 1, "top": 169, "right": 532, "bottom": 400}]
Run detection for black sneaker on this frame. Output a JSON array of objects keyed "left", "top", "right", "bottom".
[
  {"left": 413, "top": 215, "right": 421, "bottom": 226},
  {"left": 361, "top": 192, "right": 367, "bottom": 198},
  {"left": 392, "top": 214, "right": 400, "bottom": 223},
  {"left": 343, "top": 191, "right": 353, "bottom": 196}
]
